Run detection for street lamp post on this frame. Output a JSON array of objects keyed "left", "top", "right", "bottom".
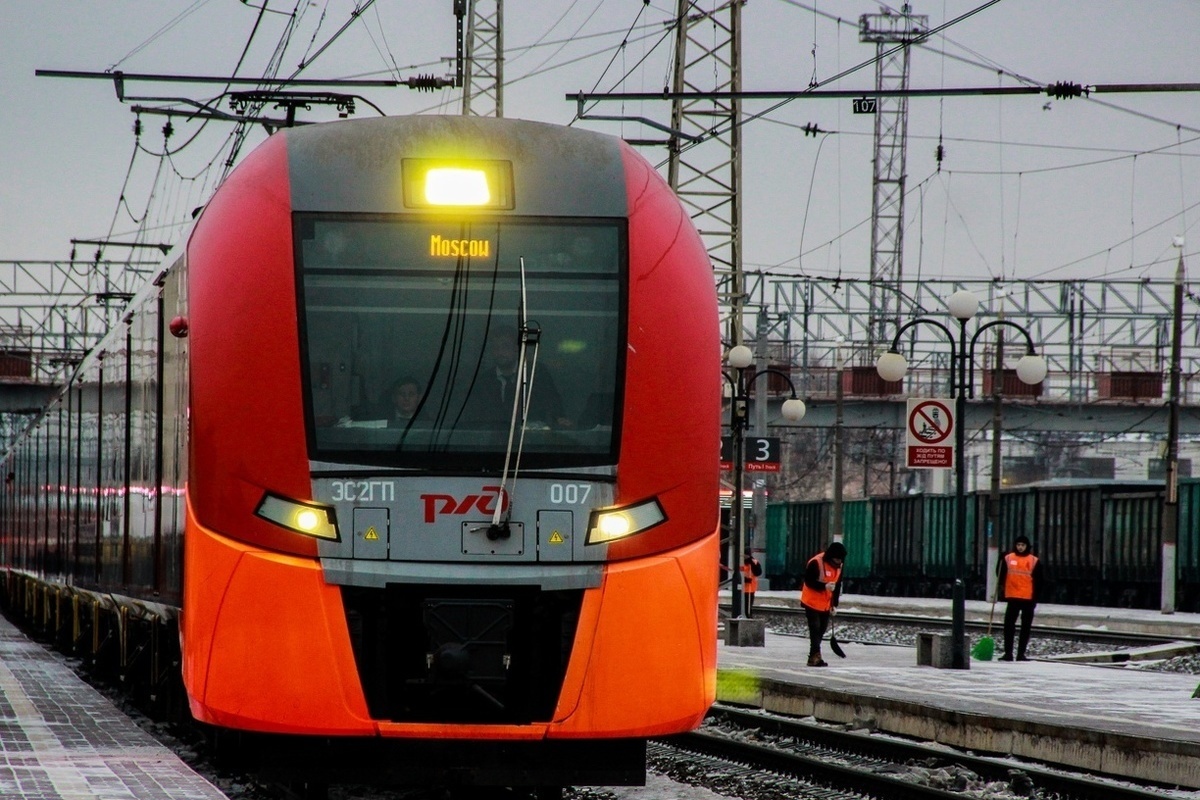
[
  {"left": 876, "top": 291, "right": 1047, "bottom": 669},
  {"left": 1163, "top": 238, "right": 1186, "bottom": 614},
  {"left": 725, "top": 344, "right": 807, "bottom": 622}
]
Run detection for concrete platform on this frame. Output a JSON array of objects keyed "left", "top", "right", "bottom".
[
  {"left": 0, "top": 615, "right": 228, "bottom": 800},
  {"left": 717, "top": 594, "right": 1200, "bottom": 790}
]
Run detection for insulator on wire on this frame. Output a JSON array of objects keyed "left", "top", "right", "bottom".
[
  {"left": 133, "top": 117, "right": 142, "bottom": 138},
  {"left": 1047, "top": 81, "right": 1085, "bottom": 99},
  {"left": 404, "top": 74, "right": 446, "bottom": 92},
  {"left": 163, "top": 119, "right": 174, "bottom": 140}
]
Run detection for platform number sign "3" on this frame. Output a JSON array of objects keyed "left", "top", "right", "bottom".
[
  {"left": 748, "top": 437, "right": 775, "bottom": 463},
  {"left": 720, "top": 436, "right": 782, "bottom": 472}
]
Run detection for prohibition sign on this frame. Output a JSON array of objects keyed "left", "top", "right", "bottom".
[{"left": 908, "top": 400, "right": 953, "bottom": 445}]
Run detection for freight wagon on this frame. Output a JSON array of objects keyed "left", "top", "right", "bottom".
[{"left": 766, "top": 479, "right": 1200, "bottom": 612}]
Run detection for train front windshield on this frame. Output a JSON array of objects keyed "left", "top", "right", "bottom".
[{"left": 296, "top": 215, "right": 625, "bottom": 470}]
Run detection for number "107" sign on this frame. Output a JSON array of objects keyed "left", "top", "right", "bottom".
[{"left": 720, "top": 436, "right": 782, "bottom": 472}]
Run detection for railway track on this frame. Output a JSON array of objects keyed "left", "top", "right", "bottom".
[
  {"left": 652, "top": 734, "right": 964, "bottom": 800},
  {"left": 748, "top": 605, "right": 1199, "bottom": 648},
  {"left": 652, "top": 704, "right": 1179, "bottom": 800}
]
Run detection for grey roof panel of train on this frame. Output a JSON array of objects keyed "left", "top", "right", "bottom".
[{"left": 286, "top": 116, "right": 629, "bottom": 217}]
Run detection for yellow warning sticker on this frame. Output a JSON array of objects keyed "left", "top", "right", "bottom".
[
  {"left": 364, "top": 527, "right": 379, "bottom": 541},
  {"left": 549, "top": 531, "right": 565, "bottom": 544}
]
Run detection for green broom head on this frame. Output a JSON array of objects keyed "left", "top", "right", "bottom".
[{"left": 971, "top": 636, "right": 995, "bottom": 661}]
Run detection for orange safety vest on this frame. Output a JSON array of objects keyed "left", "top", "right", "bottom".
[
  {"left": 741, "top": 562, "right": 759, "bottom": 594},
  {"left": 800, "top": 553, "right": 842, "bottom": 612},
  {"left": 1003, "top": 552, "right": 1038, "bottom": 600}
]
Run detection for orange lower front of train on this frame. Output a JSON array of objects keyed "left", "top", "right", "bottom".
[{"left": 181, "top": 498, "right": 718, "bottom": 739}]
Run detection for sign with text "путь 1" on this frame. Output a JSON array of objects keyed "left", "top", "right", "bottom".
[{"left": 720, "top": 436, "right": 782, "bottom": 472}]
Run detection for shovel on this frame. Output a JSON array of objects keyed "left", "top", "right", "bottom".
[
  {"left": 971, "top": 599, "right": 997, "bottom": 661},
  {"left": 829, "top": 615, "right": 847, "bottom": 658}
]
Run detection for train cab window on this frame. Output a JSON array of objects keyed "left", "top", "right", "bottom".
[{"left": 296, "top": 215, "right": 625, "bottom": 471}]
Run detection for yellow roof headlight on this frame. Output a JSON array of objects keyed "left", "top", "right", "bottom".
[
  {"left": 425, "top": 168, "right": 490, "bottom": 206},
  {"left": 403, "top": 159, "right": 514, "bottom": 209}
]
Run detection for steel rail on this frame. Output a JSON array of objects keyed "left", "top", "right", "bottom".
[
  {"left": 658, "top": 729, "right": 974, "bottom": 800},
  {"left": 703, "top": 704, "right": 1184, "bottom": 800},
  {"left": 748, "top": 604, "right": 1200, "bottom": 646}
]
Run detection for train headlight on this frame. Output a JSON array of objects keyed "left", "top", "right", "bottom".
[
  {"left": 255, "top": 493, "right": 340, "bottom": 541},
  {"left": 403, "top": 159, "right": 514, "bottom": 209},
  {"left": 586, "top": 498, "right": 666, "bottom": 545},
  {"left": 426, "top": 168, "right": 490, "bottom": 205}
]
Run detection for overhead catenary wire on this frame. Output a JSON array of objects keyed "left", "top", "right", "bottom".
[
  {"left": 933, "top": 135, "right": 1200, "bottom": 175},
  {"left": 744, "top": 138, "right": 1199, "bottom": 287},
  {"left": 107, "top": 0, "right": 216, "bottom": 71},
  {"left": 645, "top": 0, "right": 1008, "bottom": 167},
  {"left": 25, "top": 0, "right": 1200, "bottom": 372},
  {"left": 996, "top": 74, "right": 1006, "bottom": 282},
  {"left": 912, "top": 43, "right": 1200, "bottom": 137},
  {"left": 759, "top": 0, "right": 1200, "bottom": 289},
  {"left": 80, "top": 1, "right": 1200, "bottom": 273},
  {"left": 111, "top": 0, "right": 380, "bottom": 259},
  {"left": 1179, "top": 126, "right": 1190, "bottom": 241}
]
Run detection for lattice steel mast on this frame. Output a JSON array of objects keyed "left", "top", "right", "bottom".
[
  {"left": 860, "top": 6, "right": 928, "bottom": 346},
  {"left": 668, "top": 0, "right": 744, "bottom": 345},
  {"left": 461, "top": 0, "right": 503, "bottom": 117}
]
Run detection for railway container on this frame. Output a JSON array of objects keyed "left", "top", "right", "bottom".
[{"left": 765, "top": 478, "right": 1199, "bottom": 612}]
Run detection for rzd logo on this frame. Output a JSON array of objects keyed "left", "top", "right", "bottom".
[{"left": 420, "top": 486, "right": 509, "bottom": 523}]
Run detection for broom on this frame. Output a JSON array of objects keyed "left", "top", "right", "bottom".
[
  {"left": 971, "top": 598, "right": 997, "bottom": 661},
  {"left": 829, "top": 614, "right": 847, "bottom": 658}
]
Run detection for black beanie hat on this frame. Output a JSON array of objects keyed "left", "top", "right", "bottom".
[
  {"left": 825, "top": 541, "right": 847, "bottom": 560},
  {"left": 1014, "top": 535, "right": 1031, "bottom": 547}
]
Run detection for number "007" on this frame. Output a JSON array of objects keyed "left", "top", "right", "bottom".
[{"left": 549, "top": 484, "right": 592, "bottom": 504}]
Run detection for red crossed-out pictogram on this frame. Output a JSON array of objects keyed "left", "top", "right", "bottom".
[{"left": 908, "top": 399, "right": 953, "bottom": 445}]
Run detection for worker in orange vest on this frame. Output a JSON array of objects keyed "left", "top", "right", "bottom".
[
  {"left": 740, "top": 552, "right": 762, "bottom": 617},
  {"left": 800, "top": 541, "right": 846, "bottom": 667},
  {"left": 997, "top": 535, "right": 1044, "bottom": 661}
]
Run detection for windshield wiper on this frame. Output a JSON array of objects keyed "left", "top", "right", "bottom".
[{"left": 487, "top": 256, "right": 538, "bottom": 541}]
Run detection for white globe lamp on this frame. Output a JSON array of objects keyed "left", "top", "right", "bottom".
[
  {"left": 726, "top": 345, "right": 753, "bottom": 369},
  {"left": 946, "top": 289, "right": 978, "bottom": 321},
  {"left": 876, "top": 351, "right": 908, "bottom": 383},
  {"left": 1015, "top": 353, "right": 1048, "bottom": 385},
  {"left": 781, "top": 397, "right": 807, "bottom": 421}
]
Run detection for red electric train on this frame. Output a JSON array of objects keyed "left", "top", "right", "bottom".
[{"left": 0, "top": 115, "right": 721, "bottom": 790}]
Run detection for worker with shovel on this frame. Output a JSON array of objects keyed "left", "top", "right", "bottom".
[{"left": 801, "top": 541, "right": 847, "bottom": 667}]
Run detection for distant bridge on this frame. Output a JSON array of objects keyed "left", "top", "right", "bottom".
[{"left": 772, "top": 395, "right": 1200, "bottom": 436}]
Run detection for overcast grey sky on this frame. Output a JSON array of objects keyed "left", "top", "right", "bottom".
[{"left": 2, "top": 0, "right": 1199, "bottom": 288}]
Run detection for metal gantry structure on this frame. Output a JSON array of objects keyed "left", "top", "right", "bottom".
[
  {"left": 0, "top": 258, "right": 158, "bottom": 383},
  {"left": 860, "top": 6, "right": 927, "bottom": 347},
  {"left": 0, "top": 257, "right": 161, "bottom": 453},
  {"left": 667, "top": 0, "right": 744, "bottom": 345},
  {"left": 749, "top": 273, "right": 1200, "bottom": 404},
  {"left": 461, "top": 0, "right": 503, "bottom": 117}
]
